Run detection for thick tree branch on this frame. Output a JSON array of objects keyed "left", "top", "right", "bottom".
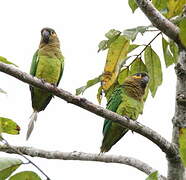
[
  {"left": 135, "top": 0, "right": 180, "bottom": 45},
  {"left": 0, "top": 144, "right": 166, "bottom": 180},
  {"left": 167, "top": 50, "right": 186, "bottom": 180},
  {"left": 0, "top": 62, "right": 178, "bottom": 158}
]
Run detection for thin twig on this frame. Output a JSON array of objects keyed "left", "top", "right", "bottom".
[
  {"left": 1, "top": 138, "right": 51, "bottom": 180},
  {"left": 127, "top": 31, "right": 162, "bottom": 67}
]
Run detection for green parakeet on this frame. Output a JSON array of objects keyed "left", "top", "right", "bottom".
[
  {"left": 100, "top": 73, "right": 149, "bottom": 153},
  {"left": 26, "top": 27, "right": 64, "bottom": 140}
]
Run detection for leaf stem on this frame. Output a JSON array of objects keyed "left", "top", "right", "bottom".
[{"left": 127, "top": 32, "right": 162, "bottom": 67}]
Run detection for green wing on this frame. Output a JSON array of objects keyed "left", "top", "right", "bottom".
[
  {"left": 57, "top": 56, "right": 64, "bottom": 86},
  {"left": 102, "top": 88, "right": 123, "bottom": 135},
  {"left": 30, "top": 50, "right": 39, "bottom": 76},
  {"left": 29, "top": 50, "right": 39, "bottom": 101}
]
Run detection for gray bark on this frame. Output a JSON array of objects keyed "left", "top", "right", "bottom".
[
  {"left": 168, "top": 50, "right": 186, "bottom": 180},
  {"left": 0, "top": 144, "right": 166, "bottom": 179}
]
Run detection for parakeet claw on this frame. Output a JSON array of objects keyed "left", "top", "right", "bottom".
[
  {"left": 124, "top": 116, "right": 130, "bottom": 121},
  {"left": 40, "top": 78, "right": 46, "bottom": 84},
  {"left": 51, "top": 82, "right": 57, "bottom": 87}
]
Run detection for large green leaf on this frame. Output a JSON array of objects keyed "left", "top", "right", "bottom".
[
  {"left": 98, "top": 29, "right": 121, "bottom": 52},
  {"left": 162, "top": 37, "right": 175, "bottom": 67},
  {"left": 130, "top": 58, "right": 148, "bottom": 74},
  {"left": 9, "top": 171, "right": 42, "bottom": 180},
  {"left": 118, "top": 68, "right": 130, "bottom": 85},
  {"left": 102, "top": 35, "right": 130, "bottom": 91},
  {"left": 167, "top": 0, "right": 186, "bottom": 18},
  {"left": 144, "top": 46, "right": 163, "bottom": 97},
  {"left": 179, "top": 128, "right": 186, "bottom": 167},
  {"left": 128, "top": 44, "right": 140, "bottom": 53},
  {"left": 97, "top": 86, "right": 103, "bottom": 104},
  {"left": 76, "top": 75, "right": 101, "bottom": 95},
  {"left": 123, "top": 26, "right": 149, "bottom": 41},
  {"left": 179, "top": 17, "right": 186, "bottom": 48},
  {"left": 0, "top": 56, "right": 18, "bottom": 67},
  {"left": 0, "top": 157, "right": 22, "bottom": 180},
  {"left": 146, "top": 171, "right": 158, "bottom": 180},
  {"left": 128, "top": 0, "right": 138, "bottom": 13},
  {"left": 0, "top": 117, "right": 20, "bottom": 135},
  {"left": 169, "top": 40, "right": 178, "bottom": 62},
  {"left": 152, "top": 0, "right": 167, "bottom": 11}
]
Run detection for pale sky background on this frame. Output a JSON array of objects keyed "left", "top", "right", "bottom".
[{"left": 0, "top": 0, "right": 176, "bottom": 179}]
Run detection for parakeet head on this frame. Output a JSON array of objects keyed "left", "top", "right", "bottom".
[
  {"left": 130, "top": 72, "right": 149, "bottom": 88},
  {"left": 40, "top": 27, "right": 59, "bottom": 44},
  {"left": 123, "top": 72, "right": 149, "bottom": 100}
]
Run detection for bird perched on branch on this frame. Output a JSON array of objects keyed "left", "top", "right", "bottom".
[
  {"left": 27, "top": 27, "right": 64, "bottom": 140},
  {"left": 100, "top": 73, "right": 149, "bottom": 153}
]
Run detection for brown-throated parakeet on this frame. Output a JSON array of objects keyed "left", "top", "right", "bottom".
[
  {"left": 100, "top": 73, "right": 149, "bottom": 153},
  {"left": 26, "top": 27, "right": 64, "bottom": 140}
]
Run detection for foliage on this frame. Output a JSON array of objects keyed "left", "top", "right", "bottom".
[
  {"left": 0, "top": 56, "right": 18, "bottom": 67},
  {"left": 145, "top": 171, "right": 158, "bottom": 180},
  {"left": 179, "top": 128, "right": 186, "bottom": 167},
  {"left": 0, "top": 117, "right": 20, "bottom": 135},
  {"left": 179, "top": 17, "right": 186, "bottom": 48},
  {"left": 0, "top": 157, "right": 22, "bottom": 180},
  {"left": 128, "top": 0, "right": 186, "bottom": 19},
  {"left": 9, "top": 171, "right": 42, "bottom": 180}
]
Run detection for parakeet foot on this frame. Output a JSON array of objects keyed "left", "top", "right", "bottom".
[
  {"left": 51, "top": 82, "right": 57, "bottom": 87},
  {"left": 40, "top": 78, "right": 46, "bottom": 84}
]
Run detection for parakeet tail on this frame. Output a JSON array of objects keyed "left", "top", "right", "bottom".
[{"left": 26, "top": 110, "right": 38, "bottom": 140}]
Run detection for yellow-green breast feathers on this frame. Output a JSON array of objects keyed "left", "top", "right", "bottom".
[{"left": 27, "top": 28, "right": 64, "bottom": 140}]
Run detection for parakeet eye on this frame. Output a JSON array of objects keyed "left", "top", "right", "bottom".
[{"left": 51, "top": 31, "right": 55, "bottom": 36}]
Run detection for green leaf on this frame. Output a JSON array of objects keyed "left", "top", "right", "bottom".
[
  {"left": 105, "top": 29, "right": 121, "bottom": 40},
  {"left": 167, "top": 0, "right": 186, "bottom": 18},
  {"left": 0, "top": 56, "right": 18, "bottom": 67},
  {"left": 144, "top": 46, "right": 163, "bottom": 97},
  {"left": 128, "top": 44, "right": 140, "bottom": 53},
  {"left": 123, "top": 26, "right": 149, "bottom": 41},
  {"left": 152, "top": 0, "right": 167, "bottom": 11},
  {"left": 130, "top": 58, "right": 148, "bottom": 74},
  {"left": 128, "top": 0, "right": 138, "bottom": 13},
  {"left": 179, "top": 17, "right": 186, "bottom": 48},
  {"left": 0, "top": 88, "right": 7, "bottom": 94},
  {"left": 98, "top": 29, "right": 121, "bottom": 52},
  {"left": 118, "top": 68, "right": 130, "bottom": 85},
  {"left": 146, "top": 171, "right": 158, "bottom": 180},
  {"left": 9, "top": 171, "right": 42, "bottom": 180},
  {"left": 76, "top": 76, "right": 101, "bottom": 95},
  {"left": 179, "top": 128, "right": 186, "bottom": 167},
  {"left": 169, "top": 40, "right": 178, "bottom": 62},
  {"left": 98, "top": 40, "right": 108, "bottom": 52},
  {"left": 102, "top": 35, "right": 130, "bottom": 91},
  {"left": 0, "top": 117, "right": 20, "bottom": 135},
  {"left": 0, "top": 157, "right": 22, "bottom": 180},
  {"left": 97, "top": 86, "right": 103, "bottom": 104},
  {"left": 162, "top": 37, "right": 175, "bottom": 67}
]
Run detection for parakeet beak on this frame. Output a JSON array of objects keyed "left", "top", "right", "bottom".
[
  {"left": 42, "top": 30, "right": 50, "bottom": 43},
  {"left": 141, "top": 75, "right": 149, "bottom": 88},
  {"left": 142, "top": 75, "right": 149, "bottom": 84}
]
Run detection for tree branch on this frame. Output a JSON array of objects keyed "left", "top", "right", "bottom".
[
  {"left": 0, "top": 62, "right": 178, "bottom": 159},
  {"left": 135, "top": 0, "right": 180, "bottom": 45},
  {"left": 0, "top": 144, "right": 166, "bottom": 180}
]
